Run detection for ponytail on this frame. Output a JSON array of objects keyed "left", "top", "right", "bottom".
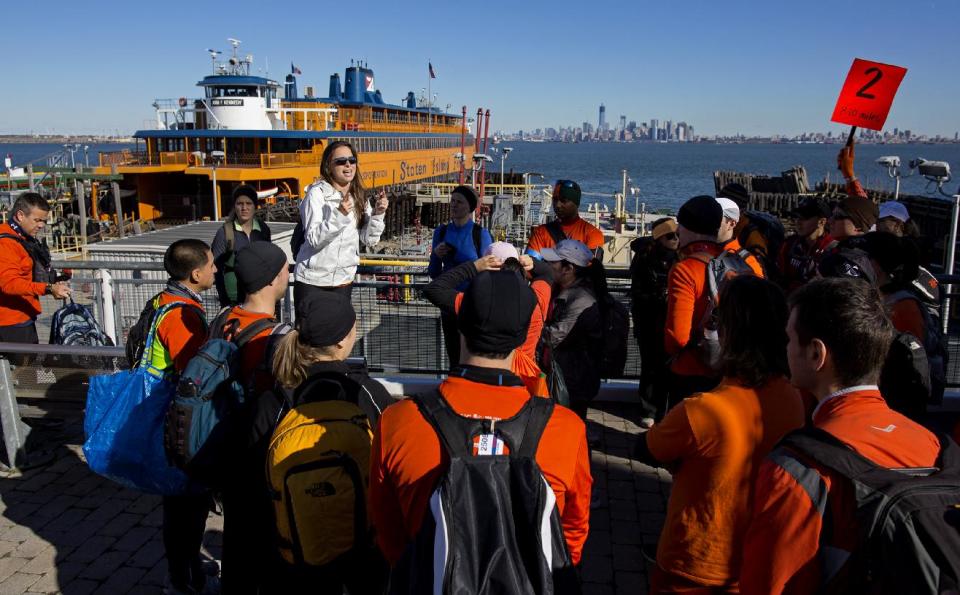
[{"left": 271, "top": 328, "right": 342, "bottom": 389}]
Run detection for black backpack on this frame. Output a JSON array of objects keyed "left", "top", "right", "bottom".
[
  {"left": 885, "top": 289, "right": 948, "bottom": 407},
  {"left": 599, "top": 294, "right": 629, "bottom": 378},
  {"left": 879, "top": 332, "right": 931, "bottom": 421},
  {"left": 389, "top": 390, "right": 581, "bottom": 595},
  {"left": 778, "top": 427, "right": 960, "bottom": 595},
  {"left": 437, "top": 221, "right": 483, "bottom": 257},
  {"left": 740, "top": 210, "right": 785, "bottom": 275},
  {"left": 126, "top": 292, "right": 204, "bottom": 368},
  {"left": 0, "top": 232, "right": 56, "bottom": 284}
]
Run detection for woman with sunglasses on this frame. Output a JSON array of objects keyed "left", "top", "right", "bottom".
[
  {"left": 294, "top": 140, "right": 389, "bottom": 304},
  {"left": 629, "top": 217, "right": 679, "bottom": 428}
]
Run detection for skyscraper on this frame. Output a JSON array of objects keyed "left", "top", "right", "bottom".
[{"left": 599, "top": 104, "right": 606, "bottom": 132}]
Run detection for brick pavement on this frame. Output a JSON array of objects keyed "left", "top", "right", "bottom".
[{"left": 0, "top": 401, "right": 669, "bottom": 594}]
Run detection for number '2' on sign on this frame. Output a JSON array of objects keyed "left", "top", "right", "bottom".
[{"left": 831, "top": 58, "right": 907, "bottom": 131}]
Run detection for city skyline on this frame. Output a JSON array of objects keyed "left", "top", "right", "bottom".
[{"left": 1, "top": 0, "right": 957, "bottom": 137}]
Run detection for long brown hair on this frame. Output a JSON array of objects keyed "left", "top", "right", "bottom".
[
  {"left": 320, "top": 140, "right": 367, "bottom": 228},
  {"left": 271, "top": 330, "right": 338, "bottom": 389},
  {"left": 716, "top": 276, "right": 790, "bottom": 387}
]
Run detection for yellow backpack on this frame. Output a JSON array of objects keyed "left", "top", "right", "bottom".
[{"left": 266, "top": 385, "right": 373, "bottom": 567}]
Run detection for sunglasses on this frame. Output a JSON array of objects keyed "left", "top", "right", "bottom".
[
  {"left": 662, "top": 232, "right": 679, "bottom": 240},
  {"left": 332, "top": 156, "right": 358, "bottom": 166}
]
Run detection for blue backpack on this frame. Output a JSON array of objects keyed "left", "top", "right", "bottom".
[
  {"left": 49, "top": 298, "right": 113, "bottom": 346},
  {"left": 164, "top": 309, "right": 278, "bottom": 487}
]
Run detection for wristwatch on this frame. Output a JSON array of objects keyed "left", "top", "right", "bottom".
[{"left": 44, "top": 283, "right": 53, "bottom": 296}]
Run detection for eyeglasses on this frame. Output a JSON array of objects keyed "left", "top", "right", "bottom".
[{"left": 332, "top": 156, "right": 358, "bottom": 166}]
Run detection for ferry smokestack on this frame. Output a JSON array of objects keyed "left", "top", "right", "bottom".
[
  {"left": 405, "top": 92, "right": 416, "bottom": 109},
  {"left": 329, "top": 73, "right": 342, "bottom": 100},
  {"left": 284, "top": 74, "right": 298, "bottom": 99}
]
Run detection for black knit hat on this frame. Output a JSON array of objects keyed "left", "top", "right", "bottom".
[
  {"left": 234, "top": 242, "right": 287, "bottom": 294},
  {"left": 458, "top": 271, "right": 536, "bottom": 354},
  {"left": 232, "top": 184, "right": 260, "bottom": 204},
  {"left": 677, "top": 195, "right": 723, "bottom": 236},
  {"left": 451, "top": 185, "right": 479, "bottom": 211},
  {"left": 296, "top": 292, "right": 357, "bottom": 346}
]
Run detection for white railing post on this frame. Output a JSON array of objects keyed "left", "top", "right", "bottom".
[
  {"left": 0, "top": 357, "right": 31, "bottom": 471},
  {"left": 97, "top": 269, "right": 118, "bottom": 345}
]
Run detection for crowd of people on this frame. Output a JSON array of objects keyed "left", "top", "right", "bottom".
[{"left": 1, "top": 137, "right": 957, "bottom": 594}]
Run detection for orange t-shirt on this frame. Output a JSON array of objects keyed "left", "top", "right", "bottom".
[
  {"left": 369, "top": 373, "right": 592, "bottom": 566},
  {"left": 526, "top": 217, "right": 604, "bottom": 255},
  {"left": 646, "top": 376, "right": 805, "bottom": 586},
  {"left": 155, "top": 292, "right": 207, "bottom": 374},
  {"left": 223, "top": 306, "right": 276, "bottom": 391}
]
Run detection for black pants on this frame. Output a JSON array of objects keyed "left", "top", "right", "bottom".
[
  {"left": 267, "top": 547, "right": 388, "bottom": 595},
  {"left": 440, "top": 311, "right": 461, "bottom": 370},
  {"left": 0, "top": 321, "right": 38, "bottom": 366},
  {"left": 294, "top": 281, "right": 353, "bottom": 314},
  {"left": 221, "top": 471, "right": 280, "bottom": 595},
  {"left": 162, "top": 493, "right": 212, "bottom": 590},
  {"left": 635, "top": 324, "right": 669, "bottom": 421}
]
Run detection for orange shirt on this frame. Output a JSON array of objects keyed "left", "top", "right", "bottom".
[
  {"left": 665, "top": 242, "right": 722, "bottom": 377},
  {"left": 526, "top": 217, "right": 605, "bottom": 255},
  {"left": 742, "top": 388, "right": 940, "bottom": 595},
  {"left": 646, "top": 376, "right": 805, "bottom": 586},
  {"left": 155, "top": 292, "right": 208, "bottom": 374},
  {"left": 520, "top": 278, "right": 551, "bottom": 360},
  {"left": 0, "top": 223, "right": 47, "bottom": 326},
  {"left": 369, "top": 371, "right": 592, "bottom": 566},
  {"left": 888, "top": 298, "right": 926, "bottom": 343},
  {"left": 224, "top": 306, "right": 276, "bottom": 391}
]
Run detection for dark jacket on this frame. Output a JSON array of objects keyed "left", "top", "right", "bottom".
[
  {"left": 211, "top": 217, "right": 272, "bottom": 306},
  {"left": 629, "top": 237, "right": 677, "bottom": 334},
  {"left": 540, "top": 279, "right": 603, "bottom": 401}
]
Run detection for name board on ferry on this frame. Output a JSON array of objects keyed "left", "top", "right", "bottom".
[
  {"left": 831, "top": 59, "right": 907, "bottom": 131},
  {"left": 211, "top": 98, "right": 244, "bottom": 107}
]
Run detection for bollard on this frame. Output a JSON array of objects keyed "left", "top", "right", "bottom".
[{"left": 97, "top": 269, "right": 118, "bottom": 345}]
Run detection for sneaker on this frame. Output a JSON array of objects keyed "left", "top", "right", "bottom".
[{"left": 640, "top": 417, "right": 655, "bottom": 429}]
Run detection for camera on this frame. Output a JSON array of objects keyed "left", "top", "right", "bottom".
[
  {"left": 876, "top": 156, "right": 901, "bottom": 168},
  {"left": 909, "top": 158, "right": 951, "bottom": 181}
]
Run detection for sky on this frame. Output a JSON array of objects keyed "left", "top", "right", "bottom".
[{"left": 1, "top": 0, "right": 958, "bottom": 138}]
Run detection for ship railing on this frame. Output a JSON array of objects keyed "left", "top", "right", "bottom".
[
  {"left": 32, "top": 260, "right": 960, "bottom": 391},
  {"left": 99, "top": 150, "right": 145, "bottom": 167},
  {"left": 261, "top": 151, "right": 323, "bottom": 169},
  {"left": 159, "top": 151, "right": 189, "bottom": 166}
]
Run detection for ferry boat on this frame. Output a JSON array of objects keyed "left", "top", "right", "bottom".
[{"left": 93, "top": 40, "right": 476, "bottom": 222}]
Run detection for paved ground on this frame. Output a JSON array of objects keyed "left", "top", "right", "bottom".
[{"left": 0, "top": 401, "right": 669, "bottom": 595}]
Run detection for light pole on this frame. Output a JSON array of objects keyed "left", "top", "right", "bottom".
[
  {"left": 83, "top": 145, "right": 90, "bottom": 168},
  {"left": 210, "top": 150, "right": 225, "bottom": 220},
  {"left": 498, "top": 147, "right": 513, "bottom": 194}
]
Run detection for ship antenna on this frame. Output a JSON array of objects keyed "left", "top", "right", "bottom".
[{"left": 206, "top": 48, "right": 222, "bottom": 75}]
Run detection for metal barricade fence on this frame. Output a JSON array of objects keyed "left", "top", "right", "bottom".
[{"left": 44, "top": 261, "right": 644, "bottom": 380}]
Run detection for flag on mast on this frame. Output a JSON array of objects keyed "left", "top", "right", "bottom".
[
  {"left": 291, "top": 62, "right": 302, "bottom": 75},
  {"left": 429, "top": 62, "right": 436, "bottom": 79}
]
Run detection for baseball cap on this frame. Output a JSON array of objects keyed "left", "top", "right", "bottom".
[
  {"left": 457, "top": 270, "right": 536, "bottom": 353},
  {"left": 715, "top": 197, "right": 740, "bottom": 222},
  {"left": 484, "top": 241, "right": 519, "bottom": 261},
  {"left": 791, "top": 197, "right": 831, "bottom": 219},
  {"left": 553, "top": 180, "right": 582, "bottom": 206},
  {"left": 836, "top": 196, "right": 879, "bottom": 232},
  {"left": 234, "top": 242, "right": 288, "bottom": 294},
  {"left": 540, "top": 239, "right": 594, "bottom": 268},
  {"left": 879, "top": 201, "right": 910, "bottom": 223}
]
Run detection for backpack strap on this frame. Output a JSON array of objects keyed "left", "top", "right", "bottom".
[
  {"left": 233, "top": 317, "right": 278, "bottom": 348},
  {"left": 512, "top": 397, "right": 554, "bottom": 459},
  {"left": 224, "top": 219, "right": 235, "bottom": 254},
  {"left": 545, "top": 220, "right": 566, "bottom": 245},
  {"left": 471, "top": 223, "right": 483, "bottom": 256},
  {"left": 412, "top": 389, "right": 477, "bottom": 459}
]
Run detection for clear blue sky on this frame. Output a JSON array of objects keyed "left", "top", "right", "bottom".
[{"left": 2, "top": 0, "right": 958, "bottom": 137}]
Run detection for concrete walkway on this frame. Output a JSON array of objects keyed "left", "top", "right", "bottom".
[{"left": 0, "top": 401, "right": 669, "bottom": 595}]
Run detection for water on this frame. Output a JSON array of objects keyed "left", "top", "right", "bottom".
[
  {"left": 1, "top": 143, "right": 135, "bottom": 170},
  {"left": 499, "top": 141, "right": 960, "bottom": 212},
  {"left": 5, "top": 141, "right": 960, "bottom": 213}
]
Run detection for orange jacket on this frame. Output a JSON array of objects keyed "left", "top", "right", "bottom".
[
  {"left": 643, "top": 376, "right": 804, "bottom": 586},
  {"left": 526, "top": 217, "right": 604, "bottom": 256},
  {"left": 723, "top": 237, "right": 765, "bottom": 277},
  {"left": 741, "top": 388, "right": 940, "bottom": 594},
  {"left": 369, "top": 368, "right": 592, "bottom": 566},
  {"left": 155, "top": 292, "right": 208, "bottom": 374},
  {"left": 888, "top": 297, "right": 927, "bottom": 344},
  {"left": 0, "top": 223, "right": 47, "bottom": 326}
]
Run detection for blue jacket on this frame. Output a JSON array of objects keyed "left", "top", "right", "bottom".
[{"left": 427, "top": 220, "right": 493, "bottom": 280}]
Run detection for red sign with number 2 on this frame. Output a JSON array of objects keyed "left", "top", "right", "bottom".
[{"left": 831, "top": 59, "right": 907, "bottom": 131}]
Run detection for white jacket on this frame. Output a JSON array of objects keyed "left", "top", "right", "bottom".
[{"left": 294, "top": 180, "right": 386, "bottom": 287}]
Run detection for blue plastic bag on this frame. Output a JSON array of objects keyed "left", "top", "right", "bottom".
[{"left": 83, "top": 302, "right": 191, "bottom": 495}]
